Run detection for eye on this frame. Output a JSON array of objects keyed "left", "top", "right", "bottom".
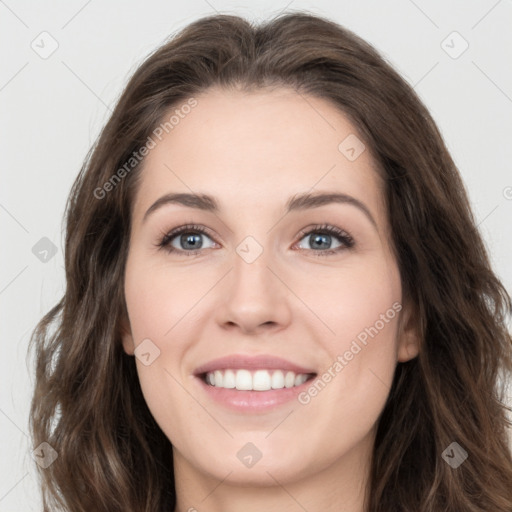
[
  {"left": 294, "top": 224, "right": 354, "bottom": 256},
  {"left": 155, "top": 223, "right": 355, "bottom": 257},
  {"left": 156, "top": 224, "right": 217, "bottom": 256}
]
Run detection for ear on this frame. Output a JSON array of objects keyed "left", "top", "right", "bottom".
[
  {"left": 396, "top": 300, "right": 421, "bottom": 363},
  {"left": 119, "top": 312, "right": 135, "bottom": 356}
]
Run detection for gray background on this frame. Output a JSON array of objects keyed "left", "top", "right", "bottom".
[{"left": 1, "top": 0, "right": 511, "bottom": 510}]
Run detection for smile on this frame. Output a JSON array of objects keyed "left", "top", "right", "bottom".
[
  {"left": 203, "top": 369, "right": 314, "bottom": 391},
  {"left": 193, "top": 353, "right": 317, "bottom": 411}
]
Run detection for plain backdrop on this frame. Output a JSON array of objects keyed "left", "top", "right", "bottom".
[{"left": 1, "top": 0, "right": 511, "bottom": 510}]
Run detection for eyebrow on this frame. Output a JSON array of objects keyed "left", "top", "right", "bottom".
[{"left": 142, "top": 191, "right": 377, "bottom": 228}]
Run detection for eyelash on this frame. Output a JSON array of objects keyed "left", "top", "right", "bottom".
[{"left": 155, "top": 223, "right": 355, "bottom": 257}]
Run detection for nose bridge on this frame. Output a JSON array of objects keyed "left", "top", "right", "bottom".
[
  {"left": 231, "top": 233, "right": 277, "bottom": 302},
  {"left": 215, "top": 232, "right": 291, "bottom": 332}
]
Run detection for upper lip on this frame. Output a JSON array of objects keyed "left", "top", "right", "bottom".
[{"left": 194, "top": 354, "right": 316, "bottom": 376}]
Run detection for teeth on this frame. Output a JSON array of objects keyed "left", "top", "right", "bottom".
[
  {"left": 223, "top": 369, "right": 236, "bottom": 388},
  {"left": 252, "top": 370, "right": 271, "bottom": 390},
  {"left": 236, "top": 369, "right": 252, "bottom": 390},
  {"left": 204, "top": 369, "right": 312, "bottom": 391}
]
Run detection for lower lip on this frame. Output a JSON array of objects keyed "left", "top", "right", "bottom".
[{"left": 195, "top": 375, "right": 315, "bottom": 412}]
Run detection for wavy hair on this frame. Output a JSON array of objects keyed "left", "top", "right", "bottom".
[{"left": 28, "top": 11, "right": 512, "bottom": 512}]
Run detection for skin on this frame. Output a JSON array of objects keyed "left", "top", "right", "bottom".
[{"left": 121, "top": 86, "right": 420, "bottom": 512}]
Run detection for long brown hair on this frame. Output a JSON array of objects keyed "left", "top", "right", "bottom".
[{"left": 28, "top": 12, "right": 512, "bottom": 511}]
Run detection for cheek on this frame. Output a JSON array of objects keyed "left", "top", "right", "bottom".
[
  {"left": 304, "top": 252, "right": 402, "bottom": 354},
  {"left": 298, "top": 255, "right": 402, "bottom": 430},
  {"left": 124, "top": 255, "right": 211, "bottom": 343},
  {"left": 123, "top": 253, "right": 216, "bottom": 438}
]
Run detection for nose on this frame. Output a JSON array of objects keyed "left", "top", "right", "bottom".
[{"left": 215, "top": 243, "right": 292, "bottom": 335}]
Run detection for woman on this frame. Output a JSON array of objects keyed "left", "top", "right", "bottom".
[{"left": 29, "top": 12, "right": 512, "bottom": 512}]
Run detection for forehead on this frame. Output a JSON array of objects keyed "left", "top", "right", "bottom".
[{"left": 132, "top": 87, "right": 385, "bottom": 223}]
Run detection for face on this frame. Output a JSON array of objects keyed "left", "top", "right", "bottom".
[{"left": 121, "top": 87, "right": 419, "bottom": 487}]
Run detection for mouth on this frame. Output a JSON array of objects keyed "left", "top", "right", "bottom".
[
  {"left": 192, "top": 354, "right": 317, "bottom": 411},
  {"left": 199, "top": 368, "right": 316, "bottom": 391}
]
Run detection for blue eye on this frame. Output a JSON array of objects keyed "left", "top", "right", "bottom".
[
  {"left": 156, "top": 223, "right": 354, "bottom": 257},
  {"left": 295, "top": 224, "right": 354, "bottom": 256},
  {"left": 157, "top": 224, "right": 216, "bottom": 255}
]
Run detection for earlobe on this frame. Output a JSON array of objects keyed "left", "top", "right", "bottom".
[
  {"left": 122, "top": 332, "right": 135, "bottom": 356},
  {"left": 398, "top": 341, "right": 419, "bottom": 362},
  {"left": 396, "top": 302, "right": 421, "bottom": 363},
  {"left": 119, "top": 316, "right": 135, "bottom": 356}
]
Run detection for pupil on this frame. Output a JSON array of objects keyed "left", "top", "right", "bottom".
[
  {"left": 182, "top": 233, "right": 202, "bottom": 250},
  {"left": 178, "top": 233, "right": 333, "bottom": 251},
  {"left": 311, "top": 234, "right": 331, "bottom": 249}
]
